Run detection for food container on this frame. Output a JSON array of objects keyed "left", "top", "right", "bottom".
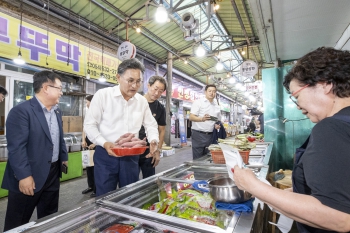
[
  {"left": 210, "top": 150, "right": 250, "bottom": 164},
  {"left": 0, "top": 143, "right": 8, "bottom": 162},
  {"left": 158, "top": 176, "right": 252, "bottom": 204},
  {"left": 63, "top": 134, "right": 72, "bottom": 152},
  {"left": 210, "top": 150, "right": 226, "bottom": 164},
  {"left": 207, "top": 176, "right": 252, "bottom": 203},
  {"left": 67, "top": 134, "right": 81, "bottom": 152},
  {"left": 111, "top": 146, "right": 148, "bottom": 156}
]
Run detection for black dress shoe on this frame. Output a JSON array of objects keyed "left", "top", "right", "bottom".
[
  {"left": 90, "top": 192, "right": 96, "bottom": 198},
  {"left": 82, "top": 187, "right": 93, "bottom": 194}
]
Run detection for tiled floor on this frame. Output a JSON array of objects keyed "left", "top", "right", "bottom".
[{"left": 0, "top": 137, "right": 193, "bottom": 231}]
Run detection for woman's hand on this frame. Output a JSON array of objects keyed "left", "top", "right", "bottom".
[{"left": 232, "top": 165, "right": 259, "bottom": 192}]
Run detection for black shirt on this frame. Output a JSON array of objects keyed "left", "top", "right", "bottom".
[
  {"left": 249, "top": 122, "right": 256, "bottom": 132},
  {"left": 139, "top": 100, "right": 166, "bottom": 141},
  {"left": 258, "top": 114, "right": 264, "bottom": 134},
  {"left": 293, "top": 107, "right": 350, "bottom": 233}
]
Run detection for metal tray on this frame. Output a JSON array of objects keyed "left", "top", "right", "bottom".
[{"left": 22, "top": 205, "right": 189, "bottom": 233}]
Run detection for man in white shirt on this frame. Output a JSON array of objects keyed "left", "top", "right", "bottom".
[
  {"left": 189, "top": 85, "right": 221, "bottom": 159},
  {"left": 84, "top": 58, "right": 159, "bottom": 196}
]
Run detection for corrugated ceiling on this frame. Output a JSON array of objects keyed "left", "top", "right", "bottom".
[{"left": 7, "top": 0, "right": 267, "bottom": 106}]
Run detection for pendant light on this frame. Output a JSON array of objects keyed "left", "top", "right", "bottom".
[
  {"left": 195, "top": 7, "right": 206, "bottom": 57},
  {"left": 215, "top": 59, "right": 223, "bottom": 70},
  {"left": 195, "top": 43, "right": 206, "bottom": 57},
  {"left": 155, "top": 1, "right": 168, "bottom": 23},
  {"left": 13, "top": 0, "right": 25, "bottom": 65}
]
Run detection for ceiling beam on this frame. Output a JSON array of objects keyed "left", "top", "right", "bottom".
[
  {"left": 230, "top": 0, "right": 258, "bottom": 63},
  {"left": 240, "top": 0, "right": 262, "bottom": 62},
  {"left": 92, "top": 0, "right": 208, "bottom": 75}
]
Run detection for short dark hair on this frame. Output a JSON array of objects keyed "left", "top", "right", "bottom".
[
  {"left": 205, "top": 84, "right": 216, "bottom": 91},
  {"left": 117, "top": 58, "right": 145, "bottom": 76},
  {"left": 33, "top": 70, "right": 62, "bottom": 93},
  {"left": 283, "top": 47, "right": 350, "bottom": 98},
  {"left": 148, "top": 75, "right": 167, "bottom": 90},
  {"left": 85, "top": 95, "right": 94, "bottom": 102},
  {"left": 0, "top": 85, "right": 8, "bottom": 96}
]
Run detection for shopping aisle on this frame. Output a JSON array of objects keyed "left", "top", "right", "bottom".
[{"left": 0, "top": 144, "right": 193, "bottom": 231}]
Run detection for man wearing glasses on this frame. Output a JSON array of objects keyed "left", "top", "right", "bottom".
[
  {"left": 84, "top": 58, "right": 159, "bottom": 196},
  {"left": 138, "top": 75, "right": 167, "bottom": 179},
  {"left": 2, "top": 71, "right": 68, "bottom": 231}
]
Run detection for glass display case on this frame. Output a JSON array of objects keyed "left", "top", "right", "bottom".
[{"left": 17, "top": 142, "right": 273, "bottom": 233}]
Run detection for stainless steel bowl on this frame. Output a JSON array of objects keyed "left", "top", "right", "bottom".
[{"left": 207, "top": 176, "right": 251, "bottom": 203}]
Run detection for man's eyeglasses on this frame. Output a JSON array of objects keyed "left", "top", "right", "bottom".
[
  {"left": 48, "top": 85, "right": 63, "bottom": 92},
  {"left": 289, "top": 84, "right": 310, "bottom": 106},
  {"left": 126, "top": 79, "right": 142, "bottom": 86}
]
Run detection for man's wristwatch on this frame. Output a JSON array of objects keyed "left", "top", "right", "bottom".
[{"left": 157, "top": 148, "right": 162, "bottom": 153}]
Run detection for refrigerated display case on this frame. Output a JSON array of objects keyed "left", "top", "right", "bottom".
[{"left": 16, "top": 142, "right": 273, "bottom": 233}]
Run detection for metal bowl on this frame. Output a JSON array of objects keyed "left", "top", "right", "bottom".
[{"left": 207, "top": 176, "right": 251, "bottom": 203}]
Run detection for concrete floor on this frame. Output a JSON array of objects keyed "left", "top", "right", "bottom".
[{"left": 0, "top": 136, "right": 193, "bottom": 231}]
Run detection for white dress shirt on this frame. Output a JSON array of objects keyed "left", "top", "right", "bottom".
[
  {"left": 84, "top": 85, "right": 159, "bottom": 147},
  {"left": 191, "top": 98, "right": 221, "bottom": 132}
]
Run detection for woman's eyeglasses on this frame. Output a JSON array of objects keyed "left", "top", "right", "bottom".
[{"left": 289, "top": 84, "right": 310, "bottom": 106}]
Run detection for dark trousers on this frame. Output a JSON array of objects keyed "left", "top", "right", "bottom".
[
  {"left": 86, "top": 166, "right": 96, "bottom": 193},
  {"left": 94, "top": 146, "right": 140, "bottom": 197},
  {"left": 139, "top": 148, "right": 155, "bottom": 179},
  {"left": 191, "top": 130, "right": 212, "bottom": 160},
  {"left": 4, "top": 161, "right": 60, "bottom": 231}
]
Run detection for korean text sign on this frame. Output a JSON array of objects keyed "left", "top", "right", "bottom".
[{"left": 0, "top": 12, "right": 120, "bottom": 83}]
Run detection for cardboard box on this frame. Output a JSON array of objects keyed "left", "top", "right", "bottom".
[{"left": 162, "top": 148, "right": 175, "bottom": 156}]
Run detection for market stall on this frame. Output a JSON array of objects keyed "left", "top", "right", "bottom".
[{"left": 15, "top": 142, "right": 272, "bottom": 233}]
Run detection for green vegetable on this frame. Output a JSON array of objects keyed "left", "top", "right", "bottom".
[{"left": 142, "top": 203, "right": 152, "bottom": 210}]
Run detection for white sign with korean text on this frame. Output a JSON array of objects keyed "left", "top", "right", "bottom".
[
  {"left": 240, "top": 60, "right": 258, "bottom": 77},
  {"left": 117, "top": 41, "right": 136, "bottom": 61}
]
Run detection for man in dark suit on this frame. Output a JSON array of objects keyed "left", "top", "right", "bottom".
[{"left": 1, "top": 70, "right": 68, "bottom": 231}]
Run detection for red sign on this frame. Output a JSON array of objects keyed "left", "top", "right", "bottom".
[
  {"left": 169, "top": 86, "right": 200, "bottom": 102},
  {"left": 246, "top": 83, "right": 259, "bottom": 92}
]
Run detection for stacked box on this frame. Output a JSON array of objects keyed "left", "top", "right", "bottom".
[{"left": 162, "top": 148, "right": 175, "bottom": 156}]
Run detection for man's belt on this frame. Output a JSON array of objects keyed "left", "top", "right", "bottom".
[{"left": 192, "top": 129, "right": 213, "bottom": 135}]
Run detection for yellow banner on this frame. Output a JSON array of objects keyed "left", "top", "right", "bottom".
[{"left": 0, "top": 12, "right": 120, "bottom": 83}]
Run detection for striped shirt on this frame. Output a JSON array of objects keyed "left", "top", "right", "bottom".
[{"left": 35, "top": 96, "right": 59, "bottom": 162}]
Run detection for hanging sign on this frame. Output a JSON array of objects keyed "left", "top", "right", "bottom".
[
  {"left": 0, "top": 12, "right": 121, "bottom": 84},
  {"left": 240, "top": 60, "right": 258, "bottom": 77},
  {"left": 86, "top": 50, "right": 120, "bottom": 82},
  {"left": 117, "top": 41, "right": 136, "bottom": 61},
  {"left": 245, "top": 83, "right": 260, "bottom": 92},
  {"left": 170, "top": 86, "right": 200, "bottom": 102}
]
